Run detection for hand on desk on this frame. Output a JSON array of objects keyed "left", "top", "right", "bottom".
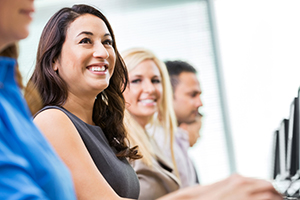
[{"left": 159, "top": 174, "right": 283, "bottom": 200}]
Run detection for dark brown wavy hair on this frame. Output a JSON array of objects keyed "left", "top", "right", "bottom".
[{"left": 26, "top": 4, "right": 141, "bottom": 160}]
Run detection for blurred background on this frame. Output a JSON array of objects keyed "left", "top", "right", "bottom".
[{"left": 18, "top": 0, "right": 300, "bottom": 184}]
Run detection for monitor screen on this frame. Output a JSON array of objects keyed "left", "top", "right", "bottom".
[
  {"left": 272, "top": 129, "right": 280, "bottom": 179},
  {"left": 286, "top": 97, "right": 299, "bottom": 177},
  {"left": 279, "top": 118, "right": 289, "bottom": 178}
]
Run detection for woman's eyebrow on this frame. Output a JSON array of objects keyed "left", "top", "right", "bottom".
[
  {"left": 104, "top": 33, "right": 111, "bottom": 37},
  {"left": 76, "top": 32, "right": 112, "bottom": 38},
  {"left": 77, "top": 31, "right": 93, "bottom": 37}
]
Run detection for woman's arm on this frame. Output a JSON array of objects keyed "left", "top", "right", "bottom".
[
  {"left": 158, "top": 174, "right": 283, "bottom": 200},
  {"left": 34, "top": 109, "right": 133, "bottom": 200}
]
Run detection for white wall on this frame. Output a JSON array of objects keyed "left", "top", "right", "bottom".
[{"left": 214, "top": 0, "right": 300, "bottom": 179}]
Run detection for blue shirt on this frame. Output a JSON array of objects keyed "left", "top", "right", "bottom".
[{"left": 0, "top": 57, "right": 76, "bottom": 199}]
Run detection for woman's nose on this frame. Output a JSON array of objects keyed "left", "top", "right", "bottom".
[
  {"left": 93, "top": 43, "right": 109, "bottom": 59},
  {"left": 143, "top": 81, "right": 155, "bottom": 93}
]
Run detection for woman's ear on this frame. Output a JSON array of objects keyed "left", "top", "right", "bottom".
[{"left": 52, "top": 58, "right": 59, "bottom": 72}]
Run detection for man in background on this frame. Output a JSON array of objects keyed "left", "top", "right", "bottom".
[
  {"left": 165, "top": 60, "right": 203, "bottom": 125},
  {"left": 165, "top": 60, "right": 203, "bottom": 187}
]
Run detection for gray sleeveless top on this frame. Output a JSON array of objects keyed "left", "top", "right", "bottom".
[{"left": 37, "top": 106, "right": 140, "bottom": 199}]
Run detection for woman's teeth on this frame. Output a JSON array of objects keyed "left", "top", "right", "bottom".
[
  {"left": 91, "top": 66, "right": 105, "bottom": 72},
  {"left": 140, "top": 99, "right": 155, "bottom": 103}
]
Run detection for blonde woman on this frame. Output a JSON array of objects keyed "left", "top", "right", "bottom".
[
  {"left": 122, "top": 47, "right": 179, "bottom": 199},
  {"left": 122, "top": 47, "right": 283, "bottom": 200}
]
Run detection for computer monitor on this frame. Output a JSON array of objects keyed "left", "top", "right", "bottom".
[
  {"left": 278, "top": 118, "right": 289, "bottom": 179},
  {"left": 286, "top": 97, "right": 299, "bottom": 178},
  {"left": 272, "top": 129, "right": 280, "bottom": 179}
]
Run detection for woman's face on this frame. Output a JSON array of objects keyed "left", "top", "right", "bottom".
[
  {"left": 53, "top": 14, "right": 116, "bottom": 98},
  {"left": 124, "top": 59, "right": 163, "bottom": 127},
  {"left": 0, "top": 0, "right": 34, "bottom": 50}
]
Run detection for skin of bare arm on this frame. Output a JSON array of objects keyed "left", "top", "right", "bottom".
[
  {"left": 157, "top": 174, "right": 283, "bottom": 200},
  {"left": 34, "top": 109, "right": 134, "bottom": 200}
]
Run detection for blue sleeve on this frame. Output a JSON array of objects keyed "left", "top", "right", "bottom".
[{"left": 0, "top": 157, "right": 50, "bottom": 200}]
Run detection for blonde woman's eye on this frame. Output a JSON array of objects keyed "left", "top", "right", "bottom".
[
  {"left": 152, "top": 79, "right": 161, "bottom": 83},
  {"left": 131, "top": 79, "right": 141, "bottom": 84}
]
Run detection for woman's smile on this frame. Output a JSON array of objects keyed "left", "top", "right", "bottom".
[{"left": 87, "top": 63, "right": 108, "bottom": 74}]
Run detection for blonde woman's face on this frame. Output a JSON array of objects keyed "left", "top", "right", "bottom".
[
  {"left": 0, "top": 0, "right": 34, "bottom": 50},
  {"left": 124, "top": 59, "right": 162, "bottom": 127}
]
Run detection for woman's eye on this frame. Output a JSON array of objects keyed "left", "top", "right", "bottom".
[
  {"left": 79, "top": 38, "right": 92, "bottom": 44},
  {"left": 152, "top": 79, "right": 161, "bottom": 84},
  {"left": 103, "top": 39, "right": 113, "bottom": 46},
  {"left": 131, "top": 79, "right": 141, "bottom": 84}
]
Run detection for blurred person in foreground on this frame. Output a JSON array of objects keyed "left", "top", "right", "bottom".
[{"left": 0, "top": 0, "right": 76, "bottom": 199}]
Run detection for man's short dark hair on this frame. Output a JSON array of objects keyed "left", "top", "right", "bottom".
[{"left": 164, "top": 60, "right": 197, "bottom": 92}]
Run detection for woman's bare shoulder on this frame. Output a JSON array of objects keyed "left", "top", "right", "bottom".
[
  {"left": 34, "top": 108, "right": 70, "bottom": 125},
  {"left": 33, "top": 108, "right": 78, "bottom": 142}
]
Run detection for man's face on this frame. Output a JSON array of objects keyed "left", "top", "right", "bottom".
[
  {"left": 173, "top": 72, "right": 202, "bottom": 125},
  {"left": 179, "top": 115, "right": 202, "bottom": 147}
]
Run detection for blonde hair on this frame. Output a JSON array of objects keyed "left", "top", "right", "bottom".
[{"left": 122, "top": 47, "right": 178, "bottom": 174}]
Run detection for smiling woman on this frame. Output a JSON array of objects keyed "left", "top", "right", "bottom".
[
  {"left": 122, "top": 47, "right": 180, "bottom": 199},
  {"left": 124, "top": 59, "right": 163, "bottom": 127},
  {"left": 25, "top": 4, "right": 141, "bottom": 200},
  {"left": 51, "top": 14, "right": 115, "bottom": 97}
]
